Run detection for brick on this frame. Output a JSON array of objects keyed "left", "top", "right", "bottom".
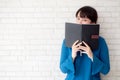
[{"left": 0, "top": 0, "right": 119, "bottom": 80}]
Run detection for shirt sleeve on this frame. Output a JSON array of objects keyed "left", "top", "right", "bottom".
[
  {"left": 59, "top": 40, "right": 75, "bottom": 74},
  {"left": 91, "top": 37, "right": 110, "bottom": 75}
]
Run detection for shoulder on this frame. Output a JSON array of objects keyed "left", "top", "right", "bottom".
[
  {"left": 98, "top": 36, "right": 108, "bottom": 48},
  {"left": 61, "top": 39, "right": 69, "bottom": 48},
  {"left": 99, "top": 36, "right": 106, "bottom": 43},
  {"left": 61, "top": 39, "right": 71, "bottom": 51}
]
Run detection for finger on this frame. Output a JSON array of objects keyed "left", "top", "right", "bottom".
[
  {"left": 75, "top": 42, "right": 82, "bottom": 47},
  {"left": 82, "top": 41, "right": 89, "bottom": 47},
  {"left": 78, "top": 45, "right": 87, "bottom": 51}
]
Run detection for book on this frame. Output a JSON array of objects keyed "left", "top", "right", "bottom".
[{"left": 65, "top": 22, "right": 99, "bottom": 50}]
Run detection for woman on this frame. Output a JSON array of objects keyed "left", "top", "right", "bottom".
[{"left": 60, "top": 6, "right": 110, "bottom": 80}]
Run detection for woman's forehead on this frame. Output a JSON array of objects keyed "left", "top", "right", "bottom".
[{"left": 77, "top": 12, "right": 87, "bottom": 18}]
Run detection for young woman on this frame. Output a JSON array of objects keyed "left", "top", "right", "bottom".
[{"left": 60, "top": 6, "right": 110, "bottom": 80}]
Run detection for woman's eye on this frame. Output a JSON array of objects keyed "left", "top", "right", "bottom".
[{"left": 84, "top": 20, "right": 87, "bottom": 21}]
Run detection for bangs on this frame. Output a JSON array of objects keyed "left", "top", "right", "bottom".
[
  {"left": 79, "top": 11, "right": 88, "bottom": 18},
  {"left": 75, "top": 6, "right": 98, "bottom": 23}
]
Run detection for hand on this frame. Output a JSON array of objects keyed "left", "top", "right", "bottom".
[
  {"left": 72, "top": 40, "right": 82, "bottom": 60},
  {"left": 78, "top": 41, "right": 93, "bottom": 60}
]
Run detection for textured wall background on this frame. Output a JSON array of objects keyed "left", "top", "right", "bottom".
[{"left": 0, "top": 0, "right": 120, "bottom": 80}]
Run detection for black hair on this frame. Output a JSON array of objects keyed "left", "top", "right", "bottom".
[{"left": 75, "top": 6, "right": 98, "bottom": 23}]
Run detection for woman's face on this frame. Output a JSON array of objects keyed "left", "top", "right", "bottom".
[{"left": 76, "top": 12, "right": 92, "bottom": 24}]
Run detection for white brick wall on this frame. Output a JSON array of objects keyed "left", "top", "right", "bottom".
[{"left": 0, "top": 0, "right": 120, "bottom": 80}]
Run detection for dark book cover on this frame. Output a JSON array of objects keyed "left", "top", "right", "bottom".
[{"left": 65, "top": 22, "right": 99, "bottom": 50}]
